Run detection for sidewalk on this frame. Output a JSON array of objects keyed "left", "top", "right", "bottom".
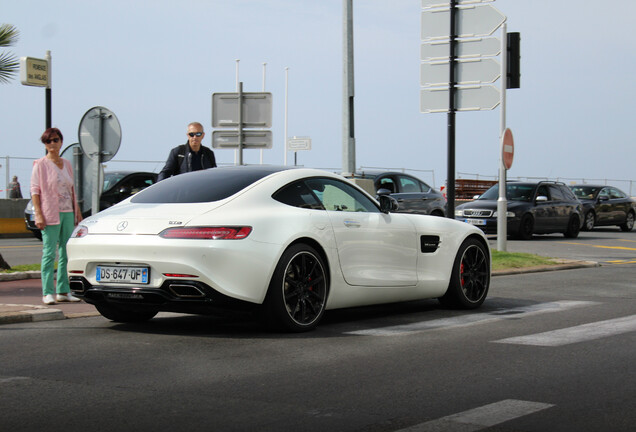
[
  {"left": 0, "top": 273, "right": 99, "bottom": 324},
  {"left": 0, "top": 259, "right": 599, "bottom": 325}
]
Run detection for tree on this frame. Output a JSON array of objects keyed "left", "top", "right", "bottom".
[{"left": 0, "top": 24, "right": 19, "bottom": 84}]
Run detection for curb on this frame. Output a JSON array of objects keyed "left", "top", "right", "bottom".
[
  {"left": 492, "top": 259, "right": 599, "bottom": 276},
  {"left": 0, "top": 304, "right": 65, "bottom": 324},
  {"left": 0, "top": 271, "right": 41, "bottom": 281}
]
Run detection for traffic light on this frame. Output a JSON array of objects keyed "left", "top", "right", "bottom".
[{"left": 507, "top": 32, "right": 521, "bottom": 89}]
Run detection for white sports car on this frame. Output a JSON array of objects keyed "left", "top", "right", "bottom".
[{"left": 67, "top": 166, "right": 491, "bottom": 332}]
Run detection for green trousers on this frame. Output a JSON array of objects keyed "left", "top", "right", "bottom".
[{"left": 41, "top": 212, "right": 75, "bottom": 296}]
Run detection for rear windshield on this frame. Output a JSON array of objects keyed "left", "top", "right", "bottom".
[{"left": 131, "top": 166, "right": 288, "bottom": 203}]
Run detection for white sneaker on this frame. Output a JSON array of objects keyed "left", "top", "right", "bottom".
[
  {"left": 43, "top": 294, "right": 56, "bottom": 305},
  {"left": 56, "top": 293, "right": 81, "bottom": 302}
]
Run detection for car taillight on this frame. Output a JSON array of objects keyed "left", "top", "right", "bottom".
[
  {"left": 71, "top": 225, "right": 89, "bottom": 238},
  {"left": 159, "top": 226, "right": 252, "bottom": 240}
]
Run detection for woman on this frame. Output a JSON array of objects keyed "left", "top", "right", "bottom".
[{"left": 30, "top": 128, "right": 83, "bottom": 305}]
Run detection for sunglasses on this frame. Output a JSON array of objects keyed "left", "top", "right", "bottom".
[
  {"left": 45, "top": 138, "right": 60, "bottom": 144},
  {"left": 188, "top": 132, "right": 203, "bottom": 137}
]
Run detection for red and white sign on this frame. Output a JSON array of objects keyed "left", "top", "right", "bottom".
[{"left": 502, "top": 128, "right": 514, "bottom": 170}]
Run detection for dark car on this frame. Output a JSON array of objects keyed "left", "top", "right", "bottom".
[
  {"left": 351, "top": 170, "right": 446, "bottom": 216},
  {"left": 25, "top": 171, "right": 157, "bottom": 239},
  {"left": 454, "top": 181, "right": 583, "bottom": 240},
  {"left": 569, "top": 184, "right": 635, "bottom": 231}
]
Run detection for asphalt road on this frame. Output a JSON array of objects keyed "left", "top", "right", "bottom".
[{"left": 0, "top": 229, "right": 635, "bottom": 432}]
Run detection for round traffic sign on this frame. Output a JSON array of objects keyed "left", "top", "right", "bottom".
[
  {"left": 502, "top": 128, "right": 514, "bottom": 170},
  {"left": 78, "top": 106, "right": 121, "bottom": 162}
]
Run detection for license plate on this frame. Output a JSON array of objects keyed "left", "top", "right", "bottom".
[
  {"left": 96, "top": 266, "right": 149, "bottom": 284},
  {"left": 464, "top": 218, "right": 486, "bottom": 226}
]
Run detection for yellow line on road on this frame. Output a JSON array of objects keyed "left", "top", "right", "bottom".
[{"left": 564, "top": 242, "right": 636, "bottom": 251}]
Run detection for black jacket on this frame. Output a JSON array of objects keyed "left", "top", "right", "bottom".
[{"left": 158, "top": 143, "right": 217, "bottom": 181}]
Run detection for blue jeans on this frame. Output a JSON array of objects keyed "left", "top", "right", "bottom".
[{"left": 41, "top": 212, "right": 74, "bottom": 296}]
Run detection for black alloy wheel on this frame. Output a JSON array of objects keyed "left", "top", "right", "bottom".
[
  {"left": 583, "top": 211, "right": 595, "bottom": 231},
  {"left": 516, "top": 214, "right": 534, "bottom": 240},
  {"left": 620, "top": 211, "right": 635, "bottom": 232},
  {"left": 439, "top": 237, "right": 490, "bottom": 309},
  {"left": 265, "top": 244, "right": 328, "bottom": 332},
  {"left": 564, "top": 214, "right": 581, "bottom": 238}
]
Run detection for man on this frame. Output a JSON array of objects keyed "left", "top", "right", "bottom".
[
  {"left": 158, "top": 122, "right": 217, "bottom": 181},
  {"left": 9, "top": 175, "right": 22, "bottom": 198}
]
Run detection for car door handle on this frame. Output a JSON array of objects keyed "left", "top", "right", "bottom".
[{"left": 343, "top": 220, "right": 361, "bottom": 228}]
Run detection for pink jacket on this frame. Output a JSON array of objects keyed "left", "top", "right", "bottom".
[{"left": 30, "top": 157, "right": 79, "bottom": 225}]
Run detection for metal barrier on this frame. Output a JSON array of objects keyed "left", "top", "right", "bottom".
[{"left": 2, "top": 155, "right": 634, "bottom": 199}]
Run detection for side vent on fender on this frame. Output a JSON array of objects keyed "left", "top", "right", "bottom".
[{"left": 420, "top": 235, "right": 440, "bottom": 253}]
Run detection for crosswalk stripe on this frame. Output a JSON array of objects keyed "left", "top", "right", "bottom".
[
  {"left": 346, "top": 300, "right": 598, "bottom": 336},
  {"left": 395, "top": 399, "right": 554, "bottom": 432},
  {"left": 493, "top": 314, "right": 636, "bottom": 346}
]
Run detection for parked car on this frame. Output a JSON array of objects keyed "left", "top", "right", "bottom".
[
  {"left": 454, "top": 181, "right": 583, "bottom": 240},
  {"left": 66, "top": 166, "right": 491, "bottom": 332},
  {"left": 25, "top": 171, "right": 157, "bottom": 239},
  {"left": 569, "top": 184, "right": 635, "bottom": 231},
  {"left": 351, "top": 170, "right": 446, "bottom": 216}
]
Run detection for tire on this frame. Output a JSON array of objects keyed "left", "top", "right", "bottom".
[
  {"left": 264, "top": 244, "right": 328, "bottom": 332},
  {"left": 620, "top": 211, "right": 635, "bottom": 232},
  {"left": 430, "top": 210, "right": 445, "bottom": 217},
  {"left": 95, "top": 304, "right": 158, "bottom": 323},
  {"left": 583, "top": 211, "right": 595, "bottom": 231},
  {"left": 564, "top": 214, "right": 581, "bottom": 238},
  {"left": 515, "top": 214, "right": 534, "bottom": 240},
  {"left": 439, "top": 237, "right": 490, "bottom": 309}
]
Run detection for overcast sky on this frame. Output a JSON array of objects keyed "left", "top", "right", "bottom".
[{"left": 2, "top": 0, "right": 635, "bottom": 192}]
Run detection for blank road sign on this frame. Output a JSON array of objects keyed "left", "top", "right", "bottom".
[
  {"left": 421, "top": 37, "right": 500, "bottom": 61},
  {"left": 420, "top": 85, "right": 500, "bottom": 113},
  {"left": 421, "top": 0, "right": 494, "bottom": 8},
  {"left": 421, "top": 4, "right": 506, "bottom": 40},
  {"left": 421, "top": 57, "right": 500, "bottom": 86},
  {"left": 212, "top": 92, "right": 272, "bottom": 128},
  {"left": 212, "top": 130, "right": 273, "bottom": 149}
]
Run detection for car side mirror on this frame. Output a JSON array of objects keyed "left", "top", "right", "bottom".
[
  {"left": 599, "top": 195, "right": 609, "bottom": 202},
  {"left": 379, "top": 195, "right": 399, "bottom": 213},
  {"left": 473, "top": 194, "right": 481, "bottom": 200},
  {"left": 377, "top": 188, "right": 392, "bottom": 196},
  {"left": 536, "top": 195, "right": 548, "bottom": 202}
]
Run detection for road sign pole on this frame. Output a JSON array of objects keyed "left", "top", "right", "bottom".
[
  {"left": 446, "top": 0, "right": 457, "bottom": 219},
  {"left": 45, "top": 51, "right": 52, "bottom": 130},
  {"left": 238, "top": 82, "right": 244, "bottom": 165},
  {"left": 497, "top": 22, "right": 508, "bottom": 251}
]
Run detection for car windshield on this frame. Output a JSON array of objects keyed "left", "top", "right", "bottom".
[
  {"left": 478, "top": 183, "right": 536, "bottom": 202},
  {"left": 570, "top": 186, "right": 600, "bottom": 199},
  {"left": 131, "top": 166, "right": 289, "bottom": 203},
  {"left": 102, "top": 173, "right": 128, "bottom": 191}
]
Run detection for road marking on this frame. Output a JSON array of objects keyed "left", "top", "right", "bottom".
[
  {"left": 0, "top": 376, "right": 29, "bottom": 384},
  {"left": 606, "top": 259, "right": 636, "bottom": 265},
  {"left": 396, "top": 399, "right": 554, "bottom": 432},
  {"left": 494, "top": 314, "right": 636, "bottom": 347},
  {"left": 346, "top": 301, "right": 598, "bottom": 336},
  {"left": 563, "top": 241, "right": 636, "bottom": 251}
]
